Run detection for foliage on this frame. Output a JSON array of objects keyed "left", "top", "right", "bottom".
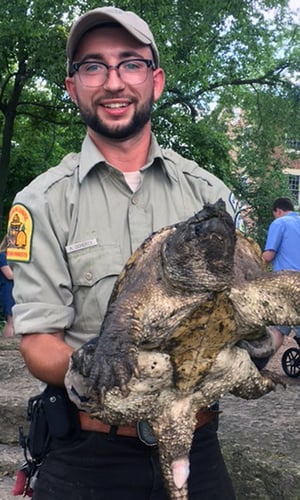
[
  {"left": 0, "top": 0, "right": 85, "bottom": 227},
  {"left": 1, "top": 0, "right": 300, "bottom": 243}
]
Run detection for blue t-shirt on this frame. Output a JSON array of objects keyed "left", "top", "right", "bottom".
[{"left": 264, "top": 212, "right": 300, "bottom": 271}]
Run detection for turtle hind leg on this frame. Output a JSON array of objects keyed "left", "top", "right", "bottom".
[
  {"left": 260, "top": 369, "right": 287, "bottom": 389},
  {"left": 229, "top": 352, "right": 284, "bottom": 399}
]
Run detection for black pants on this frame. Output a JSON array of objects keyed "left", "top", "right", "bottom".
[{"left": 32, "top": 416, "right": 235, "bottom": 500}]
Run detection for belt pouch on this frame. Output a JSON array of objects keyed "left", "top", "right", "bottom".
[{"left": 41, "top": 385, "right": 80, "bottom": 439}]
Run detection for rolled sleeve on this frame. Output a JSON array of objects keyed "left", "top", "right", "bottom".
[{"left": 12, "top": 302, "right": 74, "bottom": 334}]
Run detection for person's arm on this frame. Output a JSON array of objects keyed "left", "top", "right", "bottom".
[
  {"left": 0, "top": 264, "right": 13, "bottom": 280},
  {"left": 263, "top": 219, "right": 282, "bottom": 264},
  {"left": 262, "top": 249, "right": 276, "bottom": 263},
  {"left": 20, "top": 331, "right": 74, "bottom": 386},
  {"left": 9, "top": 188, "right": 76, "bottom": 384}
]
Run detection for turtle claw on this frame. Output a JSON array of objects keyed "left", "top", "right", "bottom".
[
  {"left": 99, "top": 386, "right": 107, "bottom": 406},
  {"left": 120, "top": 383, "right": 130, "bottom": 398},
  {"left": 260, "top": 369, "right": 287, "bottom": 389},
  {"left": 86, "top": 344, "right": 139, "bottom": 402}
]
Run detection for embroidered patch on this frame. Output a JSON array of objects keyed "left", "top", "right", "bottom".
[
  {"left": 228, "top": 192, "right": 246, "bottom": 232},
  {"left": 6, "top": 204, "right": 33, "bottom": 262},
  {"left": 228, "top": 191, "right": 239, "bottom": 213}
]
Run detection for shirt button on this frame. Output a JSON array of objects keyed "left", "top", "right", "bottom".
[
  {"left": 85, "top": 272, "right": 93, "bottom": 281},
  {"left": 131, "top": 197, "right": 138, "bottom": 205}
]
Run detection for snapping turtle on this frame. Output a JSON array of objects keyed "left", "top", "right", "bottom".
[{"left": 65, "top": 199, "right": 300, "bottom": 500}]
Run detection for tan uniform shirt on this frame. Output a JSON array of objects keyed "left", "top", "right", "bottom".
[{"left": 9, "top": 134, "right": 239, "bottom": 349}]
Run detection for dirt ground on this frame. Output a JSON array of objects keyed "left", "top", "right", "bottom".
[{"left": 219, "top": 334, "right": 300, "bottom": 499}]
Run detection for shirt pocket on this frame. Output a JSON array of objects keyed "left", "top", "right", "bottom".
[
  {"left": 67, "top": 244, "right": 123, "bottom": 285},
  {"left": 67, "top": 244, "right": 124, "bottom": 333}
]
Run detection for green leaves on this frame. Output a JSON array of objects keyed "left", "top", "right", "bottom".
[{"left": 1, "top": 0, "right": 300, "bottom": 241}]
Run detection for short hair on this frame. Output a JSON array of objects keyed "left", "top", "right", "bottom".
[{"left": 272, "top": 197, "right": 294, "bottom": 212}]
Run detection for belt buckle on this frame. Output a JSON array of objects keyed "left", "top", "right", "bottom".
[{"left": 136, "top": 421, "right": 157, "bottom": 446}]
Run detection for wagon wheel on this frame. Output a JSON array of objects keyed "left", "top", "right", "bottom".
[{"left": 281, "top": 348, "right": 300, "bottom": 378}]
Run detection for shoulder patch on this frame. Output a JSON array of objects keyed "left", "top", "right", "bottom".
[
  {"left": 6, "top": 204, "right": 33, "bottom": 262},
  {"left": 228, "top": 191, "right": 239, "bottom": 213}
]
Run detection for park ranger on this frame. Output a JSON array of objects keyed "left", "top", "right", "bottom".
[{"left": 8, "top": 6, "right": 247, "bottom": 499}]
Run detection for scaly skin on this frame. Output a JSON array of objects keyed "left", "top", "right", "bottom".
[{"left": 66, "top": 199, "right": 300, "bottom": 499}]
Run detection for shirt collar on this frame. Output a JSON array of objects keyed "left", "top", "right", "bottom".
[
  {"left": 78, "top": 134, "right": 175, "bottom": 183},
  {"left": 78, "top": 135, "right": 106, "bottom": 183}
]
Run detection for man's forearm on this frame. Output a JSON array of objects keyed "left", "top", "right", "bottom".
[{"left": 20, "top": 332, "right": 73, "bottom": 386}]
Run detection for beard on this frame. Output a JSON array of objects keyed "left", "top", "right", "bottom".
[{"left": 77, "top": 94, "right": 154, "bottom": 140}]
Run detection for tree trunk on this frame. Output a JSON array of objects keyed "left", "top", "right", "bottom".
[{"left": 0, "top": 57, "right": 27, "bottom": 225}]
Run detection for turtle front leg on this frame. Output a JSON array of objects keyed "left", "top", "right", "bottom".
[
  {"left": 230, "top": 270, "right": 300, "bottom": 335},
  {"left": 87, "top": 303, "right": 142, "bottom": 401},
  {"left": 89, "top": 334, "right": 139, "bottom": 400}
]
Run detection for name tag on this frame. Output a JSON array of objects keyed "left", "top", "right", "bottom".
[{"left": 66, "top": 239, "right": 98, "bottom": 254}]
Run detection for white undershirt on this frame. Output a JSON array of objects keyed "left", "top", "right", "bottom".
[{"left": 123, "top": 171, "right": 142, "bottom": 192}]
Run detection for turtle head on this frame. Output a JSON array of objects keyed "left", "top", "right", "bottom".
[{"left": 161, "top": 199, "right": 236, "bottom": 292}]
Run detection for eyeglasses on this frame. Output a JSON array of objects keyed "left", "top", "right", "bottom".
[{"left": 71, "top": 58, "right": 156, "bottom": 87}]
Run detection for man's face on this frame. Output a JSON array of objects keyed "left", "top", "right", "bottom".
[{"left": 66, "top": 26, "right": 165, "bottom": 141}]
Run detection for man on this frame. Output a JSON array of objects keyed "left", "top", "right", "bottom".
[
  {"left": 8, "top": 7, "right": 260, "bottom": 499},
  {"left": 263, "top": 197, "right": 300, "bottom": 342}
]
